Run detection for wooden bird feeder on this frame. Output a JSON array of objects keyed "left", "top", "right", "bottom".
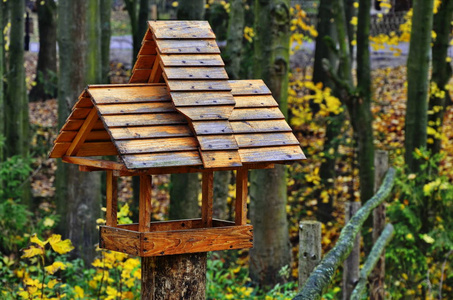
[{"left": 49, "top": 21, "right": 305, "bottom": 258}]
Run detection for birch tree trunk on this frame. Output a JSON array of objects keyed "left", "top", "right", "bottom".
[
  {"left": 56, "top": 0, "right": 101, "bottom": 264},
  {"left": 250, "top": 0, "right": 291, "bottom": 287},
  {"left": 404, "top": 0, "right": 434, "bottom": 172}
]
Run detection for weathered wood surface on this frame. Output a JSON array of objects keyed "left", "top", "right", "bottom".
[
  {"left": 235, "top": 168, "right": 248, "bottom": 225},
  {"left": 166, "top": 80, "right": 231, "bottom": 92},
  {"left": 106, "top": 170, "right": 118, "bottom": 227},
  {"left": 116, "top": 137, "right": 198, "bottom": 154},
  {"left": 138, "top": 40, "right": 157, "bottom": 55},
  {"left": 134, "top": 55, "right": 156, "bottom": 69},
  {"left": 343, "top": 202, "right": 362, "bottom": 300},
  {"left": 142, "top": 253, "right": 207, "bottom": 300},
  {"left": 160, "top": 54, "right": 224, "bottom": 67},
  {"left": 171, "top": 91, "right": 235, "bottom": 106},
  {"left": 99, "top": 226, "right": 141, "bottom": 256},
  {"left": 96, "top": 102, "right": 175, "bottom": 115},
  {"left": 62, "top": 156, "right": 124, "bottom": 170},
  {"left": 229, "top": 79, "right": 272, "bottom": 95},
  {"left": 176, "top": 106, "right": 234, "bottom": 121},
  {"left": 238, "top": 146, "right": 305, "bottom": 163},
  {"left": 157, "top": 39, "right": 219, "bottom": 54},
  {"left": 200, "top": 150, "right": 242, "bottom": 168},
  {"left": 50, "top": 141, "right": 118, "bottom": 158},
  {"left": 230, "top": 107, "right": 285, "bottom": 120},
  {"left": 235, "top": 132, "right": 300, "bottom": 148},
  {"left": 66, "top": 108, "right": 100, "bottom": 156},
  {"left": 139, "top": 175, "right": 152, "bottom": 232},
  {"left": 234, "top": 95, "right": 278, "bottom": 108},
  {"left": 102, "top": 113, "right": 187, "bottom": 127},
  {"left": 56, "top": 130, "right": 110, "bottom": 142},
  {"left": 109, "top": 125, "right": 193, "bottom": 140},
  {"left": 294, "top": 168, "right": 396, "bottom": 300},
  {"left": 122, "top": 151, "right": 203, "bottom": 169},
  {"left": 299, "top": 221, "right": 322, "bottom": 288},
  {"left": 73, "top": 96, "right": 93, "bottom": 108},
  {"left": 70, "top": 107, "right": 92, "bottom": 119},
  {"left": 118, "top": 218, "right": 236, "bottom": 232},
  {"left": 61, "top": 119, "right": 104, "bottom": 131},
  {"left": 230, "top": 119, "right": 292, "bottom": 133},
  {"left": 89, "top": 85, "right": 170, "bottom": 104},
  {"left": 149, "top": 20, "right": 216, "bottom": 39},
  {"left": 148, "top": 55, "right": 163, "bottom": 83},
  {"left": 197, "top": 134, "right": 238, "bottom": 150},
  {"left": 202, "top": 172, "right": 214, "bottom": 227},
  {"left": 164, "top": 67, "right": 228, "bottom": 79},
  {"left": 129, "top": 69, "right": 152, "bottom": 83},
  {"left": 191, "top": 120, "right": 234, "bottom": 135}
]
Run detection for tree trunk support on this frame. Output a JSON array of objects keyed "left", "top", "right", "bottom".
[{"left": 298, "top": 221, "right": 322, "bottom": 287}]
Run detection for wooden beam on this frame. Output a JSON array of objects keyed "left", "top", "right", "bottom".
[
  {"left": 202, "top": 171, "right": 214, "bottom": 227},
  {"left": 106, "top": 170, "right": 118, "bottom": 227},
  {"left": 148, "top": 54, "right": 163, "bottom": 83},
  {"left": 62, "top": 156, "right": 125, "bottom": 170},
  {"left": 235, "top": 168, "right": 248, "bottom": 225},
  {"left": 139, "top": 175, "right": 152, "bottom": 232},
  {"left": 65, "top": 108, "right": 99, "bottom": 156}
]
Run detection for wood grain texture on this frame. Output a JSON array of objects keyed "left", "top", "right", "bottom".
[
  {"left": 102, "top": 113, "right": 187, "bottom": 127},
  {"left": 160, "top": 54, "right": 224, "bottom": 67},
  {"left": 235, "top": 132, "right": 300, "bottom": 148},
  {"left": 230, "top": 119, "right": 292, "bottom": 133},
  {"left": 164, "top": 67, "right": 228, "bottom": 79},
  {"left": 191, "top": 120, "right": 234, "bottom": 135},
  {"left": 69, "top": 108, "right": 92, "bottom": 119},
  {"left": 99, "top": 226, "right": 141, "bottom": 256},
  {"left": 229, "top": 79, "right": 272, "bottom": 95},
  {"left": 170, "top": 91, "right": 235, "bottom": 106},
  {"left": 139, "top": 175, "right": 152, "bottom": 232},
  {"left": 197, "top": 134, "right": 238, "bottom": 150},
  {"left": 200, "top": 150, "right": 242, "bottom": 168},
  {"left": 202, "top": 172, "right": 214, "bottom": 227},
  {"left": 66, "top": 108, "right": 99, "bottom": 156},
  {"left": 89, "top": 85, "right": 170, "bottom": 104},
  {"left": 230, "top": 107, "right": 285, "bottom": 120},
  {"left": 73, "top": 96, "right": 93, "bottom": 108},
  {"left": 115, "top": 137, "right": 199, "bottom": 154},
  {"left": 141, "top": 225, "right": 253, "bottom": 256},
  {"left": 157, "top": 39, "right": 220, "bottom": 54},
  {"left": 109, "top": 125, "right": 193, "bottom": 140},
  {"left": 148, "top": 55, "right": 163, "bottom": 83},
  {"left": 96, "top": 102, "right": 175, "bottom": 115},
  {"left": 176, "top": 105, "right": 234, "bottom": 121},
  {"left": 106, "top": 170, "right": 118, "bottom": 227},
  {"left": 62, "top": 156, "right": 125, "bottom": 170},
  {"left": 118, "top": 219, "right": 235, "bottom": 232},
  {"left": 149, "top": 20, "right": 216, "bottom": 39},
  {"left": 134, "top": 55, "right": 156, "bottom": 69},
  {"left": 166, "top": 80, "right": 231, "bottom": 92},
  {"left": 138, "top": 40, "right": 157, "bottom": 55},
  {"left": 122, "top": 151, "right": 203, "bottom": 169},
  {"left": 235, "top": 168, "right": 248, "bottom": 225},
  {"left": 129, "top": 69, "right": 151, "bottom": 83},
  {"left": 61, "top": 119, "right": 105, "bottom": 131},
  {"left": 239, "top": 146, "right": 306, "bottom": 163},
  {"left": 51, "top": 141, "right": 118, "bottom": 158},
  {"left": 234, "top": 95, "right": 278, "bottom": 108},
  {"left": 56, "top": 130, "right": 111, "bottom": 143}
]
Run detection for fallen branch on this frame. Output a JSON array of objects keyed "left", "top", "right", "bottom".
[
  {"left": 350, "top": 223, "right": 395, "bottom": 300},
  {"left": 293, "top": 168, "right": 396, "bottom": 300}
]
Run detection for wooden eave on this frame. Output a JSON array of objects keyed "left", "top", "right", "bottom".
[{"left": 49, "top": 21, "right": 305, "bottom": 172}]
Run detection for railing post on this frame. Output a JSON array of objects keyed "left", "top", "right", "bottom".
[
  {"left": 343, "top": 201, "right": 361, "bottom": 300},
  {"left": 370, "top": 150, "right": 389, "bottom": 299},
  {"left": 298, "top": 221, "right": 322, "bottom": 287}
]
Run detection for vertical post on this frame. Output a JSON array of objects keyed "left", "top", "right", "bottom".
[
  {"left": 139, "top": 175, "right": 152, "bottom": 232},
  {"left": 343, "top": 201, "right": 361, "bottom": 300},
  {"left": 105, "top": 170, "right": 118, "bottom": 227},
  {"left": 370, "top": 150, "right": 389, "bottom": 299},
  {"left": 298, "top": 221, "right": 321, "bottom": 288},
  {"left": 235, "top": 169, "right": 248, "bottom": 225},
  {"left": 202, "top": 171, "right": 214, "bottom": 227}
]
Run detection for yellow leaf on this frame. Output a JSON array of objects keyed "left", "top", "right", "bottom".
[
  {"left": 30, "top": 234, "right": 47, "bottom": 248},
  {"left": 48, "top": 279, "right": 59, "bottom": 289},
  {"left": 43, "top": 218, "right": 55, "bottom": 228},
  {"left": 74, "top": 286, "right": 84, "bottom": 299},
  {"left": 45, "top": 261, "right": 66, "bottom": 275},
  {"left": 48, "top": 234, "right": 75, "bottom": 254},
  {"left": 21, "top": 246, "right": 44, "bottom": 258}
]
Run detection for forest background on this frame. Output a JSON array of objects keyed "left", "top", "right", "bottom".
[{"left": 1, "top": 0, "right": 453, "bottom": 299}]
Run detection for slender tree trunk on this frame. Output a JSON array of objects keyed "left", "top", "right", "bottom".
[
  {"left": 29, "top": 0, "right": 57, "bottom": 102},
  {"left": 125, "top": 0, "right": 150, "bottom": 65},
  {"left": 0, "top": 1, "right": 4, "bottom": 157},
  {"left": 87, "top": 0, "right": 102, "bottom": 83},
  {"left": 404, "top": 0, "right": 434, "bottom": 172},
  {"left": 224, "top": 0, "right": 245, "bottom": 80},
  {"left": 100, "top": 0, "right": 112, "bottom": 83},
  {"left": 57, "top": 0, "right": 100, "bottom": 264},
  {"left": 5, "top": 0, "right": 28, "bottom": 158},
  {"left": 250, "top": 0, "right": 291, "bottom": 288},
  {"left": 213, "top": 171, "right": 230, "bottom": 220},
  {"left": 427, "top": 0, "right": 453, "bottom": 156},
  {"left": 177, "top": 0, "right": 206, "bottom": 20}
]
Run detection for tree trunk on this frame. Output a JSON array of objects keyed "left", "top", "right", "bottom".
[
  {"left": 0, "top": 1, "right": 4, "bottom": 159},
  {"left": 100, "top": 0, "right": 112, "bottom": 83},
  {"left": 141, "top": 253, "right": 207, "bottom": 299},
  {"left": 224, "top": 0, "right": 244, "bottom": 80},
  {"left": 5, "top": 0, "right": 28, "bottom": 158},
  {"left": 56, "top": 0, "right": 101, "bottom": 264},
  {"left": 404, "top": 0, "right": 434, "bottom": 172},
  {"left": 250, "top": 0, "right": 291, "bottom": 288},
  {"left": 213, "top": 171, "right": 230, "bottom": 220},
  {"left": 125, "top": 0, "right": 150, "bottom": 66},
  {"left": 427, "top": 0, "right": 453, "bottom": 156},
  {"left": 87, "top": 0, "right": 102, "bottom": 83},
  {"left": 177, "top": 0, "right": 206, "bottom": 20},
  {"left": 29, "top": 0, "right": 57, "bottom": 102}
]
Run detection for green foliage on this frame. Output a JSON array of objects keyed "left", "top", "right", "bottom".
[
  {"left": 0, "top": 200, "right": 32, "bottom": 253},
  {"left": 386, "top": 148, "right": 453, "bottom": 298}
]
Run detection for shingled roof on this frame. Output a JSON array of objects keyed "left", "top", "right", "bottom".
[{"left": 49, "top": 21, "right": 305, "bottom": 170}]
